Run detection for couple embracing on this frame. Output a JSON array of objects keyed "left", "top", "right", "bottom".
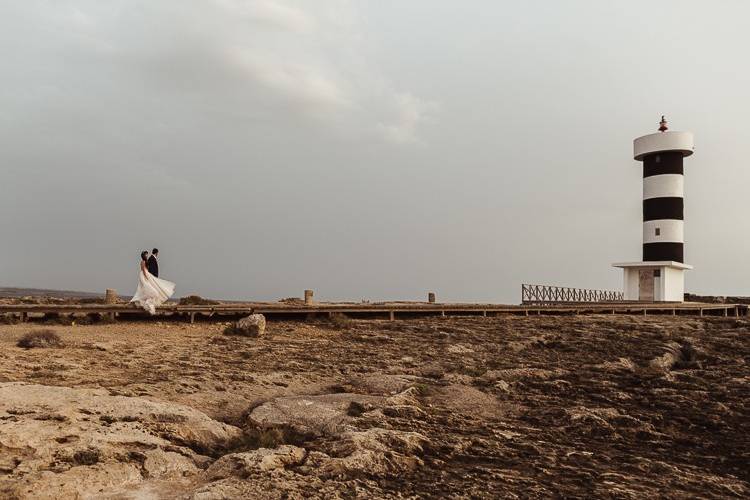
[{"left": 130, "top": 248, "right": 176, "bottom": 314}]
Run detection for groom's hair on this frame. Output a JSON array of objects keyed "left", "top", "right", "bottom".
[{"left": 152, "top": 248, "right": 159, "bottom": 254}]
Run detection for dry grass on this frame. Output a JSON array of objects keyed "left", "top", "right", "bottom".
[{"left": 17, "top": 329, "right": 63, "bottom": 349}]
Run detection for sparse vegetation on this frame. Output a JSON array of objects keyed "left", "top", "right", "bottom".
[
  {"left": 421, "top": 367, "right": 445, "bottom": 379},
  {"left": 190, "top": 426, "right": 307, "bottom": 459},
  {"left": 413, "top": 383, "right": 431, "bottom": 396},
  {"left": 279, "top": 297, "right": 305, "bottom": 305},
  {"left": 223, "top": 324, "right": 242, "bottom": 336},
  {"left": 17, "top": 329, "right": 63, "bottom": 349},
  {"left": 78, "top": 297, "right": 105, "bottom": 304},
  {"left": 71, "top": 448, "right": 100, "bottom": 466},
  {"left": 0, "top": 315, "right": 748, "bottom": 498},
  {"left": 43, "top": 313, "right": 74, "bottom": 326},
  {"left": 98, "top": 314, "right": 118, "bottom": 324},
  {"left": 672, "top": 340, "right": 700, "bottom": 369},
  {"left": 0, "top": 314, "right": 18, "bottom": 325},
  {"left": 327, "top": 313, "right": 354, "bottom": 330},
  {"left": 179, "top": 295, "right": 220, "bottom": 305},
  {"left": 346, "top": 401, "right": 366, "bottom": 417}
]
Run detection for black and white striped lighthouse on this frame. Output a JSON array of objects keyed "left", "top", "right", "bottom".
[{"left": 614, "top": 117, "right": 694, "bottom": 302}]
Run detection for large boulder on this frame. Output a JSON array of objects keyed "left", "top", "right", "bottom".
[{"left": 229, "top": 314, "right": 267, "bottom": 337}]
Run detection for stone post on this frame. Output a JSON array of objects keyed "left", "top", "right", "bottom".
[
  {"left": 304, "top": 290, "right": 314, "bottom": 305},
  {"left": 428, "top": 292, "right": 436, "bottom": 303},
  {"left": 105, "top": 289, "right": 118, "bottom": 304}
]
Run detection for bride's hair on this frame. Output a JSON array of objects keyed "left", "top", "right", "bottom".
[{"left": 141, "top": 251, "right": 148, "bottom": 261}]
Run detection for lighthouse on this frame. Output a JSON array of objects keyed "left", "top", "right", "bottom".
[{"left": 613, "top": 117, "right": 694, "bottom": 302}]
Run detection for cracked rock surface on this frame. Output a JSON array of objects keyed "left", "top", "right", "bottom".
[
  {"left": 0, "top": 314, "right": 748, "bottom": 498},
  {"left": 0, "top": 383, "right": 241, "bottom": 498}
]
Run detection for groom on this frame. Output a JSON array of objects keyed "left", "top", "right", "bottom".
[{"left": 147, "top": 248, "right": 159, "bottom": 277}]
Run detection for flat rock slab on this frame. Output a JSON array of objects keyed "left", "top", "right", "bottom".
[
  {"left": 430, "top": 384, "right": 510, "bottom": 419},
  {"left": 248, "top": 393, "right": 384, "bottom": 436},
  {"left": 0, "top": 382, "right": 242, "bottom": 499}
]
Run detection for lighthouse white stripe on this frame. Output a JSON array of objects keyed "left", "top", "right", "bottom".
[
  {"left": 634, "top": 131, "right": 694, "bottom": 160},
  {"left": 643, "top": 174, "right": 684, "bottom": 200},
  {"left": 643, "top": 219, "right": 683, "bottom": 244}
]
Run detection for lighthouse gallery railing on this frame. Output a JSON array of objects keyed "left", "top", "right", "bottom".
[{"left": 521, "top": 284, "right": 624, "bottom": 305}]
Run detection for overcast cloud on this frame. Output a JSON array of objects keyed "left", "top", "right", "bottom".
[{"left": 1, "top": 1, "right": 749, "bottom": 302}]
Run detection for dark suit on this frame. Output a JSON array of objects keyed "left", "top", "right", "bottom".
[{"left": 146, "top": 255, "right": 159, "bottom": 277}]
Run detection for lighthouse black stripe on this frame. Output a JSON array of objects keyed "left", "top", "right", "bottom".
[
  {"left": 643, "top": 152, "right": 684, "bottom": 178},
  {"left": 643, "top": 242, "right": 684, "bottom": 263},
  {"left": 643, "top": 197, "right": 683, "bottom": 221}
]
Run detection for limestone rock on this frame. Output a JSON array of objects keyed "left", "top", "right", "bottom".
[
  {"left": 191, "top": 481, "right": 245, "bottom": 500},
  {"left": 381, "top": 387, "right": 426, "bottom": 418},
  {"left": 247, "top": 393, "right": 383, "bottom": 437},
  {"left": 317, "top": 428, "right": 429, "bottom": 476},
  {"left": 482, "top": 367, "right": 567, "bottom": 382},
  {"left": 206, "top": 445, "right": 306, "bottom": 478},
  {"left": 231, "top": 314, "right": 267, "bottom": 337},
  {"left": 0, "top": 382, "right": 242, "bottom": 499},
  {"left": 649, "top": 341, "right": 699, "bottom": 373},
  {"left": 344, "top": 374, "right": 421, "bottom": 396},
  {"left": 446, "top": 344, "right": 474, "bottom": 354},
  {"left": 385, "top": 386, "right": 421, "bottom": 406},
  {"left": 430, "top": 384, "right": 507, "bottom": 419},
  {"left": 596, "top": 357, "right": 636, "bottom": 373}
]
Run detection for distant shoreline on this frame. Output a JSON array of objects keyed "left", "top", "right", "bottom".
[{"left": 0, "top": 287, "right": 102, "bottom": 299}]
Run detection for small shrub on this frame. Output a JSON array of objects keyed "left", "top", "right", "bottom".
[
  {"left": 223, "top": 325, "right": 241, "bottom": 336},
  {"left": 258, "top": 428, "right": 286, "bottom": 448},
  {"left": 219, "top": 426, "right": 306, "bottom": 456},
  {"left": 327, "top": 313, "right": 354, "bottom": 329},
  {"left": 98, "top": 314, "right": 117, "bottom": 325},
  {"left": 33, "top": 413, "right": 67, "bottom": 422},
  {"left": 0, "top": 315, "right": 18, "bottom": 325},
  {"left": 43, "top": 313, "right": 73, "bottom": 326},
  {"left": 421, "top": 367, "right": 445, "bottom": 380},
  {"left": 74, "top": 315, "right": 95, "bottom": 325},
  {"left": 17, "top": 330, "right": 63, "bottom": 349},
  {"left": 179, "top": 295, "right": 220, "bottom": 305},
  {"left": 673, "top": 341, "right": 700, "bottom": 369},
  {"left": 99, "top": 415, "right": 117, "bottom": 425},
  {"left": 347, "top": 401, "right": 366, "bottom": 417},
  {"left": 71, "top": 448, "right": 100, "bottom": 466},
  {"left": 279, "top": 297, "right": 305, "bottom": 305},
  {"left": 413, "top": 383, "right": 431, "bottom": 396},
  {"left": 78, "top": 297, "right": 105, "bottom": 304}
]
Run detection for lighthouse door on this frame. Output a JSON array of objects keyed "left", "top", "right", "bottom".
[{"left": 638, "top": 270, "right": 654, "bottom": 302}]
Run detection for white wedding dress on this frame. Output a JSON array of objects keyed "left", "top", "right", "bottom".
[{"left": 130, "top": 268, "right": 176, "bottom": 315}]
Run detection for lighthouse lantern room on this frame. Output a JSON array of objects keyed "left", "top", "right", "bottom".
[{"left": 613, "top": 117, "right": 694, "bottom": 302}]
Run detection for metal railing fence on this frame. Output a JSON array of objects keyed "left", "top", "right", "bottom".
[{"left": 521, "top": 284, "right": 624, "bottom": 305}]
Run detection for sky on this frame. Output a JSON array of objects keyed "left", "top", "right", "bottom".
[{"left": 1, "top": 0, "right": 749, "bottom": 303}]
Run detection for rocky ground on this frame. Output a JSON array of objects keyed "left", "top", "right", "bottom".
[{"left": 0, "top": 314, "right": 748, "bottom": 499}]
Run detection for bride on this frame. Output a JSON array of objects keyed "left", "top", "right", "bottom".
[{"left": 130, "top": 251, "right": 175, "bottom": 314}]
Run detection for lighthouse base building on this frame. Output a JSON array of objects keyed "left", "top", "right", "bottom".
[
  {"left": 613, "top": 121, "right": 694, "bottom": 302},
  {"left": 612, "top": 261, "right": 692, "bottom": 302}
]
